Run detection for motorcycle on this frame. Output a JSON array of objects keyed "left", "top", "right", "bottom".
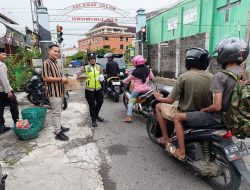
[
  {"left": 105, "top": 76, "right": 123, "bottom": 102},
  {"left": 0, "top": 164, "right": 7, "bottom": 190},
  {"left": 25, "top": 68, "right": 69, "bottom": 110},
  {"left": 122, "top": 80, "right": 158, "bottom": 117},
  {"left": 146, "top": 88, "right": 250, "bottom": 190}
]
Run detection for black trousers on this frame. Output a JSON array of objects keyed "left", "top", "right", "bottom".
[
  {"left": 0, "top": 92, "right": 19, "bottom": 126},
  {"left": 85, "top": 89, "right": 103, "bottom": 121}
]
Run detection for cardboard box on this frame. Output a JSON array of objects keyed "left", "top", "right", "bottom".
[{"left": 64, "top": 78, "right": 81, "bottom": 91}]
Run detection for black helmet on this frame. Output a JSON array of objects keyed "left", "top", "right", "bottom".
[
  {"left": 214, "top": 38, "right": 249, "bottom": 67},
  {"left": 104, "top": 52, "right": 114, "bottom": 59},
  {"left": 185, "top": 47, "right": 210, "bottom": 70},
  {"left": 87, "top": 52, "right": 96, "bottom": 60}
]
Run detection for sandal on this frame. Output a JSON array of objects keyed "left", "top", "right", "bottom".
[
  {"left": 169, "top": 148, "right": 186, "bottom": 161},
  {"left": 123, "top": 117, "right": 132, "bottom": 123},
  {"left": 165, "top": 142, "right": 172, "bottom": 152},
  {"left": 156, "top": 137, "right": 167, "bottom": 145}
]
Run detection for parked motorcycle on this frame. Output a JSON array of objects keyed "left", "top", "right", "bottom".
[
  {"left": 122, "top": 80, "right": 157, "bottom": 117},
  {"left": 0, "top": 164, "right": 7, "bottom": 190},
  {"left": 105, "top": 76, "right": 123, "bottom": 102},
  {"left": 25, "top": 68, "right": 69, "bottom": 110},
  {"left": 146, "top": 89, "right": 250, "bottom": 190}
]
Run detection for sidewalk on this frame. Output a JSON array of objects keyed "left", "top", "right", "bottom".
[
  {"left": 154, "top": 76, "right": 176, "bottom": 86},
  {"left": 0, "top": 91, "right": 104, "bottom": 190}
]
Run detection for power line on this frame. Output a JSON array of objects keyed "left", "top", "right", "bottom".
[
  {"left": 155, "top": 0, "right": 182, "bottom": 10},
  {"left": 0, "top": 7, "right": 156, "bottom": 11}
]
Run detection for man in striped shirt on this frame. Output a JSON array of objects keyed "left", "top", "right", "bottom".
[{"left": 42, "top": 44, "right": 69, "bottom": 141}]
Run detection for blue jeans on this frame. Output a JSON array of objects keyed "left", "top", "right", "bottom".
[{"left": 127, "top": 91, "right": 139, "bottom": 116}]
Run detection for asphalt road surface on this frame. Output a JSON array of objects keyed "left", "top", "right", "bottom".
[
  {"left": 68, "top": 67, "right": 248, "bottom": 190},
  {"left": 94, "top": 97, "right": 212, "bottom": 190}
]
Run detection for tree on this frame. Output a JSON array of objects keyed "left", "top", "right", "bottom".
[{"left": 94, "top": 48, "right": 114, "bottom": 56}]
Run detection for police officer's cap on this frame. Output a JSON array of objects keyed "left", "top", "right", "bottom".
[{"left": 88, "top": 52, "right": 96, "bottom": 60}]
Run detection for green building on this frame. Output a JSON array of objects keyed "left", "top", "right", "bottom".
[{"left": 145, "top": 0, "right": 250, "bottom": 78}]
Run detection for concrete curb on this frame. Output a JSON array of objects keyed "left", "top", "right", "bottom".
[
  {"left": 154, "top": 76, "right": 176, "bottom": 86},
  {"left": 2, "top": 90, "right": 104, "bottom": 190}
]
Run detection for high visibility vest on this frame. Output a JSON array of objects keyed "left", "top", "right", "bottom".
[{"left": 84, "top": 64, "right": 102, "bottom": 90}]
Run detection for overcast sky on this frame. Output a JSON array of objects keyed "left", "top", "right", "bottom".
[{"left": 1, "top": 0, "right": 180, "bottom": 48}]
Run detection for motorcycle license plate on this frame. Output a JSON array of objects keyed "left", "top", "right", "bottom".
[
  {"left": 224, "top": 142, "right": 249, "bottom": 161},
  {"left": 112, "top": 81, "right": 121, "bottom": 86}
]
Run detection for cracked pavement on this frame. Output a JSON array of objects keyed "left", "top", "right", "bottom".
[{"left": 0, "top": 90, "right": 104, "bottom": 190}]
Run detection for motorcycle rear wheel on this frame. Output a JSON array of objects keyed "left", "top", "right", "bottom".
[
  {"left": 146, "top": 116, "right": 162, "bottom": 144},
  {"left": 63, "top": 97, "right": 68, "bottom": 110},
  {"left": 113, "top": 92, "right": 119, "bottom": 102},
  {"left": 204, "top": 147, "right": 241, "bottom": 190}
]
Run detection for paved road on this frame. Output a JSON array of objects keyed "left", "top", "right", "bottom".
[
  {"left": 67, "top": 67, "right": 249, "bottom": 190},
  {"left": 94, "top": 97, "right": 250, "bottom": 190},
  {"left": 94, "top": 97, "right": 212, "bottom": 190}
]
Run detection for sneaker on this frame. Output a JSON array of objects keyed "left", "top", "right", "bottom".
[
  {"left": 55, "top": 131, "right": 69, "bottom": 141},
  {"left": 92, "top": 120, "right": 98, "bottom": 128},
  {"left": 96, "top": 116, "right": 104, "bottom": 122},
  {"left": 60, "top": 125, "right": 70, "bottom": 133},
  {"left": 0, "top": 125, "right": 11, "bottom": 134}
]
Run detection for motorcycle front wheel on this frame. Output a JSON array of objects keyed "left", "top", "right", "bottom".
[
  {"left": 204, "top": 147, "right": 241, "bottom": 190},
  {"left": 123, "top": 93, "right": 128, "bottom": 109},
  {"left": 27, "top": 93, "right": 45, "bottom": 105}
]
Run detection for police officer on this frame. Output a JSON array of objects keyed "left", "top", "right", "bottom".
[
  {"left": 75, "top": 53, "right": 104, "bottom": 127},
  {"left": 0, "top": 48, "right": 19, "bottom": 134}
]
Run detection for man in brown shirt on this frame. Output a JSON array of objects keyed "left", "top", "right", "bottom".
[
  {"left": 153, "top": 48, "right": 213, "bottom": 149},
  {"left": 42, "top": 44, "right": 69, "bottom": 141}
]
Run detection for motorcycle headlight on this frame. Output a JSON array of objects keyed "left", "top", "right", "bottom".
[{"left": 31, "top": 76, "right": 38, "bottom": 81}]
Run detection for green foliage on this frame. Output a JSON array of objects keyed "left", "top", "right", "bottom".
[
  {"left": 124, "top": 45, "right": 134, "bottom": 64},
  {"left": 94, "top": 48, "right": 114, "bottom": 57},
  {"left": 5, "top": 48, "right": 40, "bottom": 91},
  {"left": 65, "top": 51, "right": 87, "bottom": 67}
]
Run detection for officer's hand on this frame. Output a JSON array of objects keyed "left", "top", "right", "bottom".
[
  {"left": 98, "top": 74, "right": 104, "bottom": 82},
  {"left": 72, "top": 74, "right": 78, "bottom": 79}
]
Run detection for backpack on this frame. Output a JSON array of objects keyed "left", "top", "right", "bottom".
[{"left": 222, "top": 70, "right": 250, "bottom": 139}]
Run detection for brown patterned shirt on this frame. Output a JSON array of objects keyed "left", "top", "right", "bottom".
[{"left": 42, "top": 58, "right": 64, "bottom": 97}]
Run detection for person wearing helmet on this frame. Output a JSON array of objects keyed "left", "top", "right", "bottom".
[
  {"left": 153, "top": 48, "right": 213, "bottom": 153},
  {"left": 104, "top": 53, "right": 120, "bottom": 95},
  {"left": 172, "top": 38, "right": 249, "bottom": 160},
  {"left": 74, "top": 52, "right": 104, "bottom": 127},
  {"left": 122, "top": 55, "right": 154, "bottom": 123},
  {"left": 105, "top": 53, "right": 119, "bottom": 78}
]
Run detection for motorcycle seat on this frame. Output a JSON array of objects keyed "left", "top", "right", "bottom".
[
  {"left": 138, "top": 90, "right": 154, "bottom": 99},
  {"left": 186, "top": 124, "right": 226, "bottom": 130},
  {"left": 107, "top": 76, "right": 120, "bottom": 82},
  {"left": 160, "top": 89, "right": 170, "bottom": 97}
]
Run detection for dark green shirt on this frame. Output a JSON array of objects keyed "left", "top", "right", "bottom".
[{"left": 169, "top": 70, "right": 213, "bottom": 112}]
